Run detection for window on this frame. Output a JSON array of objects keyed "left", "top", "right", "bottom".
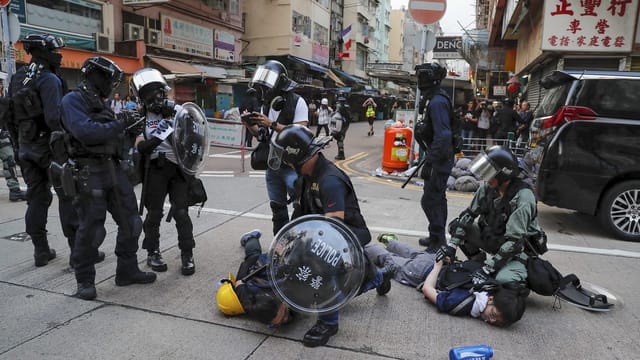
[
  {"left": 314, "top": 0, "right": 330, "bottom": 8},
  {"left": 203, "top": 0, "right": 226, "bottom": 10},
  {"left": 313, "top": 23, "right": 328, "bottom": 46},
  {"left": 229, "top": 0, "right": 239, "bottom": 15},
  {"left": 292, "top": 11, "right": 311, "bottom": 37}
]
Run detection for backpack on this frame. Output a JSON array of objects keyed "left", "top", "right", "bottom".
[
  {"left": 436, "top": 260, "right": 484, "bottom": 291},
  {"left": 0, "top": 96, "right": 13, "bottom": 130},
  {"left": 526, "top": 255, "right": 564, "bottom": 296}
]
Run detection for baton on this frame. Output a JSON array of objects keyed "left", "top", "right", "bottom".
[{"left": 401, "top": 156, "right": 426, "bottom": 189}]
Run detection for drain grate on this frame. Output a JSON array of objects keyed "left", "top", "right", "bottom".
[{"left": 3, "top": 232, "right": 31, "bottom": 242}]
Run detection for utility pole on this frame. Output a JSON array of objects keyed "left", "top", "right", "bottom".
[{"left": 1, "top": 3, "right": 17, "bottom": 94}]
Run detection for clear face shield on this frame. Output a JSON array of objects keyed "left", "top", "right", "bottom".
[
  {"left": 251, "top": 67, "right": 280, "bottom": 89},
  {"left": 469, "top": 153, "right": 499, "bottom": 182}
]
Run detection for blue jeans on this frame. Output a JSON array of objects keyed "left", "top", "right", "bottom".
[
  {"left": 461, "top": 129, "right": 474, "bottom": 150},
  {"left": 265, "top": 165, "right": 298, "bottom": 235}
]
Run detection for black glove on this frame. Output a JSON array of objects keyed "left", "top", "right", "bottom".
[
  {"left": 471, "top": 266, "right": 493, "bottom": 286},
  {"left": 435, "top": 244, "right": 456, "bottom": 263},
  {"left": 420, "top": 163, "right": 433, "bottom": 181},
  {"left": 119, "top": 109, "right": 144, "bottom": 135}
]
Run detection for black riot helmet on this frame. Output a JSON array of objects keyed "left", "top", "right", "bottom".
[
  {"left": 269, "top": 125, "right": 331, "bottom": 171},
  {"left": 250, "top": 60, "right": 297, "bottom": 107},
  {"left": 469, "top": 145, "right": 519, "bottom": 184},
  {"left": 22, "top": 33, "right": 65, "bottom": 71},
  {"left": 415, "top": 62, "right": 447, "bottom": 90},
  {"left": 80, "top": 56, "right": 123, "bottom": 98}
]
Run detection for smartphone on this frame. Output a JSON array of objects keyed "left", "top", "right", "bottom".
[{"left": 241, "top": 112, "right": 261, "bottom": 125}]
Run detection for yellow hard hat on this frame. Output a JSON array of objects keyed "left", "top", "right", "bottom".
[{"left": 216, "top": 273, "right": 245, "bottom": 316}]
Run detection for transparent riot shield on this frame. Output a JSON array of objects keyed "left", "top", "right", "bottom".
[
  {"left": 172, "top": 102, "right": 210, "bottom": 175},
  {"left": 267, "top": 215, "right": 366, "bottom": 314}
]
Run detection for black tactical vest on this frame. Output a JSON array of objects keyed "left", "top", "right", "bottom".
[
  {"left": 477, "top": 178, "right": 532, "bottom": 253},
  {"left": 300, "top": 154, "right": 368, "bottom": 233}
]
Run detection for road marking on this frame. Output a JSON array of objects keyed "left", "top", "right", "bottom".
[
  {"left": 200, "top": 170, "right": 234, "bottom": 178},
  {"left": 185, "top": 204, "right": 640, "bottom": 259}
]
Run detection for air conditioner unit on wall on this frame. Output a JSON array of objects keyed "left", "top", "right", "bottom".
[
  {"left": 94, "top": 32, "right": 113, "bottom": 53},
  {"left": 124, "top": 23, "right": 145, "bottom": 41},
  {"left": 147, "top": 29, "right": 161, "bottom": 47}
]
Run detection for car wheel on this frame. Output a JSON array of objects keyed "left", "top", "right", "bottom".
[{"left": 598, "top": 180, "right": 640, "bottom": 242}]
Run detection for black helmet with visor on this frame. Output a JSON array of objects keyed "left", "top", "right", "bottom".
[
  {"left": 81, "top": 56, "right": 123, "bottom": 98},
  {"left": 469, "top": 145, "right": 519, "bottom": 184},
  {"left": 269, "top": 125, "right": 331, "bottom": 171}
]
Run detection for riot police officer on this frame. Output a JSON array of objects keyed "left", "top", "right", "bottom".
[
  {"left": 0, "top": 129, "right": 26, "bottom": 201},
  {"left": 132, "top": 68, "right": 196, "bottom": 276},
  {"left": 243, "top": 60, "right": 308, "bottom": 235},
  {"left": 414, "top": 63, "right": 455, "bottom": 253},
  {"left": 436, "top": 146, "right": 539, "bottom": 285},
  {"left": 271, "top": 125, "right": 394, "bottom": 347},
  {"left": 7, "top": 33, "right": 85, "bottom": 267},
  {"left": 59, "top": 57, "right": 156, "bottom": 300},
  {"left": 331, "top": 95, "right": 351, "bottom": 160}
]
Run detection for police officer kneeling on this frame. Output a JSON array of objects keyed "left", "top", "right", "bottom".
[
  {"left": 271, "top": 125, "right": 394, "bottom": 347},
  {"left": 436, "top": 146, "right": 539, "bottom": 286},
  {"left": 60, "top": 57, "right": 156, "bottom": 300}
]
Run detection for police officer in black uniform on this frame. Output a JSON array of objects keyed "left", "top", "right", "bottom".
[
  {"left": 413, "top": 63, "right": 456, "bottom": 253},
  {"left": 59, "top": 57, "right": 156, "bottom": 300},
  {"left": 331, "top": 94, "right": 351, "bottom": 160},
  {"left": 271, "top": 125, "right": 394, "bottom": 347},
  {"left": 7, "top": 33, "right": 89, "bottom": 267}
]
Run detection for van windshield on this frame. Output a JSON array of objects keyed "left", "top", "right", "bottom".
[{"left": 533, "top": 84, "right": 571, "bottom": 118}]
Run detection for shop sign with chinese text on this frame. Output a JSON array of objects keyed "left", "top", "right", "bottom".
[{"left": 542, "top": 0, "right": 638, "bottom": 52}]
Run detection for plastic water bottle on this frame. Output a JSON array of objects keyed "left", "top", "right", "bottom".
[{"left": 449, "top": 344, "right": 494, "bottom": 360}]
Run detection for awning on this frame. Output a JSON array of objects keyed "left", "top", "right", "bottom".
[
  {"left": 327, "top": 70, "right": 346, "bottom": 87},
  {"left": 289, "top": 55, "right": 329, "bottom": 73},
  {"left": 193, "top": 64, "right": 228, "bottom": 79},
  {"left": 147, "top": 56, "right": 202, "bottom": 76},
  {"left": 332, "top": 69, "right": 368, "bottom": 85}
]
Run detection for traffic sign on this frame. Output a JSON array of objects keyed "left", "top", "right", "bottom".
[
  {"left": 0, "top": 0, "right": 10, "bottom": 8},
  {"left": 408, "top": 0, "right": 447, "bottom": 25}
]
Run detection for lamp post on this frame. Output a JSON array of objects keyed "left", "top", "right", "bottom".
[{"left": 448, "top": 71, "right": 460, "bottom": 104}]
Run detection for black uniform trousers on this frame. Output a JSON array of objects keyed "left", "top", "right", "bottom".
[
  {"left": 142, "top": 159, "right": 194, "bottom": 254},
  {"left": 21, "top": 153, "right": 78, "bottom": 253},
  {"left": 72, "top": 160, "right": 141, "bottom": 284}
]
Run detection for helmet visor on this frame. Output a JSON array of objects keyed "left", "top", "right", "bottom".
[
  {"left": 469, "top": 153, "right": 499, "bottom": 181},
  {"left": 46, "top": 35, "right": 65, "bottom": 50},
  {"left": 251, "top": 66, "right": 280, "bottom": 89}
]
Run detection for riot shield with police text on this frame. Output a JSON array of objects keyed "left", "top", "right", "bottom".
[
  {"left": 267, "top": 215, "right": 366, "bottom": 314},
  {"left": 172, "top": 102, "right": 210, "bottom": 175}
]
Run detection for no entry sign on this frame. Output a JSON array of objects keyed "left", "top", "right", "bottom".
[{"left": 408, "top": 0, "right": 447, "bottom": 25}]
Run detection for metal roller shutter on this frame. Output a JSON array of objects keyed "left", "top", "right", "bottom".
[{"left": 526, "top": 61, "right": 558, "bottom": 110}]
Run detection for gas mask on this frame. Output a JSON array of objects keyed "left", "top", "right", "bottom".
[{"left": 142, "top": 87, "right": 175, "bottom": 117}]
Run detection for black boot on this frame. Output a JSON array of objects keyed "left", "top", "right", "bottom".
[
  {"left": 9, "top": 189, "right": 27, "bottom": 202},
  {"left": 34, "top": 248, "right": 56, "bottom": 267},
  {"left": 146, "top": 250, "right": 167, "bottom": 272},
  {"left": 115, "top": 269, "right": 157, "bottom": 286},
  {"left": 302, "top": 321, "right": 339, "bottom": 347},
  {"left": 69, "top": 251, "right": 106, "bottom": 269},
  {"left": 181, "top": 252, "right": 195, "bottom": 276},
  {"left": 334, "top": 151, "right": 345, "bottom": 160},
  {"left": 74, "top": 282, "right": 97, "bottom": 300}
]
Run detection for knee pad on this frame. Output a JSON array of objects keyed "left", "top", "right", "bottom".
[
  {"left": 145, "top": 209, "right": 163, "bottom": 226},
  {"left": 130, "top": 215, "right": 143, "bottom": 239},
  {"left": 172, "top": 208, "right": 190, "bottom": 223},
  {"left": 90, "top": 227, "right": 107, "bottom": 249}
]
